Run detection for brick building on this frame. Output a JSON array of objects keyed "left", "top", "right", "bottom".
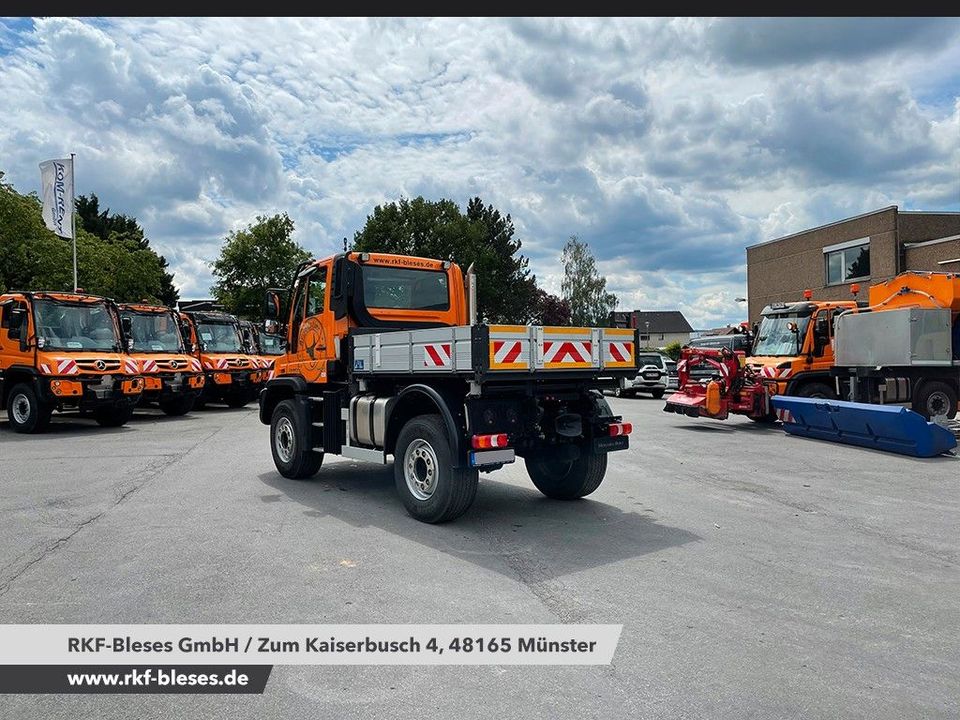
[{"left": 746, "top": 207, "right": 960, "bottom": 323}]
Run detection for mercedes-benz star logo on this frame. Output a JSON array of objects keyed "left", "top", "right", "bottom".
[
  {"left": 95, "top": 360, "right": 107, "bottom": 371},
  {"left": 169, "top": 360, "right": 179, "bottom": 369}
]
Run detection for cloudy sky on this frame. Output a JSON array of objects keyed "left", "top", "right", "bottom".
[{"left": 1, "top": 17, "right": 958, "bottom": 327}]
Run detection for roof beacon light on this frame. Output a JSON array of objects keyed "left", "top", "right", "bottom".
[{"left": 803, "top": 289, "right": 813, "bottom": 300}]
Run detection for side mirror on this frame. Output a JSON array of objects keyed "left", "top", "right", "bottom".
[
  {"left": 786, "top": 322, "right": 798, "bottom": 333},
  {"left": 184, "top": 341, "right": 195, "bottom": 353},
  {"left": 8, "top": 308, "right": 25, "bottom": 336},
  {"left": 263, "top": 290, "right": 280, "bottom": 320},
  {"left": 120, "top": 316, "right": 132, "bottom": 336},
  {"left": 264, "top": 318, "right": 278, "bottom": 335}
]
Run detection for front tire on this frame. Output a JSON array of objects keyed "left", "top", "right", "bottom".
[
  {"left": 270, "top": 399, "right": 323, "bottom": 479},
  {"left": 6, "top": 383, "right": 52, "bottom": 434},
  {"left": 94, "top": 404, "right": 134, "bottom": 427},
  {"left": 226, "top": 390, "right": 252, "bottom": 408},
  {"left": 394, "top": 414, "right": 478, "bottom": 523},
  {"left": 913, "top": 381, "right": 958, "bottom": 420},
  {"left": 159, "top": 394, "right": 195, "bottom": 416},
  {"left": 796, "top": 381, "right": 837, "bottom": 400},
  {"left": 525, "top": 451, "right": 608, "bottom": 500}
]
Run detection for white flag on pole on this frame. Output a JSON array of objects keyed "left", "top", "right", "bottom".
[{"left": 39, "top": 158, "right": 74, "bottom": 239}]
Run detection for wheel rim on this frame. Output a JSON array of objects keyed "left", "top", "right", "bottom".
[
  {"left": 404, "top": 438, "right": 438, "bottom": 501},
  {"left": 927, "top": 391, "right": 951, "bottom": 419},
  {"left": 275, "top": 417, "right": 295, "bottom": 464},
  {"left": 11, "top": 393, "right": 31, "bottom": 425}
]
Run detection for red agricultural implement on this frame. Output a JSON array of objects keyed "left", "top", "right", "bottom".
[{"left": 663, "top": 346, "right": 776, "bottom": 422}]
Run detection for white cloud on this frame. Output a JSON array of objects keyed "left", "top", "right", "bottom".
[{"left": 0, "top": 17, "right": 957, "bottom": 321}]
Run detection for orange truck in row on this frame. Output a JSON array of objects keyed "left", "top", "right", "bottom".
[
  {"left": 0, "top": 291, "right": 144, "bottom": 432},
  {"left": 118, "top": 303, "right": 205, "bottom": 416},
  {"left": 258, "top": 251, "right": 639, "bottom": 523}
]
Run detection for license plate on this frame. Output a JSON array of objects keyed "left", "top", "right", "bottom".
[
  {"left": 643, "top": 371, "right": 660, "bottom": 380},
  {"left": 593, "top": 436, "right": 629, "bottom": 453}
]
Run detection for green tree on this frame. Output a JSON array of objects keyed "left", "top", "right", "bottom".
[
  {"left": 352, "top": 196, "right": 538, "bottom": 323},
  {"left": 662, "top": 341, "right": 683, "bottom": 361},
  {"left": 0, "top": 173, "right": 173, "bottom": 302},
  {"left": 76, "top": 193, "right": 178, "bottom": 305},
  {"left": 560, "top": 236, "right": 618, "bottom": 326},
  {"left": 211, "top": 213, "right": 311, "bottom": 318}
]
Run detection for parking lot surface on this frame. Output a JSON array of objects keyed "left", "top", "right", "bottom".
[{"left": 0, "top": 397, "right": 957, "bottom": 718}]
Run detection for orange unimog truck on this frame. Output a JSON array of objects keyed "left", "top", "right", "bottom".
[
  {"left": 0, "top": 291, "right": 144, "bottom": 433},
  {"left": 178, "top": 310, "right": 263, "bottom": 408},
  {"left": 118, "top": 303, "right": 205, "bottom": 416},
  {"left": 747, "top": 290, "right": 862, "bottom": 402},
  {"left": 258, "top": 252, "right": 639, "bottom": 524},
  {"left": 833, "top": 271, "right": 960, "bottom": 419}
]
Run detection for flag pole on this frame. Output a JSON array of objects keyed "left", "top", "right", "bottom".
[{"left": 70, "top": 152, "right": 77, "bottom": 292}]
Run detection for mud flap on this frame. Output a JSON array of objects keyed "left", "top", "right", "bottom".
[{"left": 772, "top": 396, "right": 957, "bottom": 458}]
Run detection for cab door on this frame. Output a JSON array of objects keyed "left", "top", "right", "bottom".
[{"left": 287, "top": 263, "right": 333, "bottom": 384}]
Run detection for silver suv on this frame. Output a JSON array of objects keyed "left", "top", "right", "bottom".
[{"left": 616, "top": 352, "right": 670, "bottom": 399}]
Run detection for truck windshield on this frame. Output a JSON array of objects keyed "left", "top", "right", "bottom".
[
  {"left": 124, "top": 310, "right": 184, "bottom": 353},
  {"left": 196, "top": 321, "right": 244, "bottom": 353},
  {"left": 260, "top": 334, "right": 286, "bottom": 355},
  {"left": 33, "top": 299, "right": 120, "bottom": 352},
  {"left": 362, "top": 266, "right": 450, "bottom": 311},
  {"left": 753, "top": 314, "right": 810, "bottom": 356}
]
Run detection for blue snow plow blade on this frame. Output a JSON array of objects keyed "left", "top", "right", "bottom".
[{"left": 771, "top": 397, "right": 956, "bottom": 458}]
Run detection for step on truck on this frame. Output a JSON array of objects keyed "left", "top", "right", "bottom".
[
  {"left": 178, "top": 310, "right": 265, "bottom": 408},
  {"left": 119, "top": 303, "right": 206, "bottom": 416},
  {"left": 0, "top": 291, "right": 144, "bottom": 432},
  {"left": 258, "top": 251, "right": 639, "bottom": 523}
]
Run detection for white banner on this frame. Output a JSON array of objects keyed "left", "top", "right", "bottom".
[
  {"left": 0, "top": 624, "right": 622, "bottom": 666},
  {"left": 39, "top": 157, "right": 74, "bottom": 239}
]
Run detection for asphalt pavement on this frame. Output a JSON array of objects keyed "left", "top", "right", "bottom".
[{"left": 0, "top": 396, "right": 957, "bottom": 719}]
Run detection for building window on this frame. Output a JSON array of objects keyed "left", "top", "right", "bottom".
[
  {"left": 640, "top": 334, "right": 650, "bottom": 342},
  {"left": 824, "top": 240, "right": 870, "bottom": 285}
]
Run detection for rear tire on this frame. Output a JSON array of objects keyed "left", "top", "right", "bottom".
[
  {"left": 525, "top": 451, "right": 608, "bottom": 500},
  {"left": 94, "top": 404, "right": 134, "bottom": 427},
  {"left": 796, "top": 382, "right": 837, "bottom": 400},
  {"left": 913, "top": 381, "right": 958, "bottom": 420},
  {"left": 270, "top": 399, "right": 323, "bottom": 479},
  {"left": 650, "top": 389, "right": 665, "bottom": 399},
  {"left": 159, "top": 394, "right": 195, "bottom": 417},
  {"left": 6, "top": 383, "right": 52, "bottom": 434},
  {"left": 394, "top": 414, "right": 478, "bottom": 523}
]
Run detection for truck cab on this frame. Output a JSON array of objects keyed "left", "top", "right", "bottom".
[
  {"left": 178, "top": 310, "right": 264, "bottom": 408},
  {"left": 118, "top": 303, "right": 205, "bottom": 416},
  {"left": 0, "top": 291, "right": 144, "bottom": 432},
  {"left": 749, "top": 297, "right": 860, "bottom": 399},
  {"left": 259, "top": 252, "right": 637, "bottom": 523}
]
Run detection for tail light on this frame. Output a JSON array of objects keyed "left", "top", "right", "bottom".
[
  {"left": 608, "top": 423, "right": 632, "bottom": 437},
  {"left": 472, "top": 433, "right": 509, "bottom": 449}
]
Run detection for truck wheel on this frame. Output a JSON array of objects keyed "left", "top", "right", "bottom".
[
  {"left": 159, "top": 395, "right": 195, "bottom": 417},
  {"left": 525, "top": 451, "right": 608, "bottom": 500},
  {"left": 913, "top": 381, "right": 958, "bottom": 420},
  {"left": 796, "top": 382, "right": 837, "bottom": 400},
  {"left": 226, "top": 391, "right": 251, "bottom": 408},
  {"left": 6, "top": 383, "right": 52, "bottom": 434},
  {"left": 94, "top": 404, "right": 134, "bottom": 428},
  {"left": 394, "top": 414, "right": 478, "bottom": 523},
  {"left": 270, "top": 399, "right": 323, "bottom": 479}
]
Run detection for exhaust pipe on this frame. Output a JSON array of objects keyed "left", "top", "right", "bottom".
[{"left": 466, "top": 262, "right": 477, "bottom": 325}]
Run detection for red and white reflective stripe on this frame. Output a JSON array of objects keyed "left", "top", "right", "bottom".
[
  {"left": 606, "top": 341, "right": 632, "bottom": 362},
  {"left": 141, "top": 359, "right": 158, "bottom": 373},
  {"left": 56, "top": 358, "right": 79, "bottom": 375},
  {"left": 189, "top": 358, "right": 202, "bottom": 372},
  {"left": 493, "top": 340, "right": 522, "bottom": 364},
  {"left": 677, "top": 359, "right": 687, "bottom": 371},
  {"left": 423, "top": 343, "right": 452, "bottom": 368},
  {"left": 776, "top": 408, "right": 794, "bottom": 423},
  {"left": 216, "top": 358, "right": 230, "bottom": 369},
  {"left": 543, "top": 340, "right": 592, "bottom": 364},
  {"left": 203, "top": 359, "right": 214, "bottom": 370},
  {"left": 760, "top": 366, "right": 792, "bottom": 379},
  {"left": 40, "top": 363, "right": 51, "bottom": 374},
  {"left": 124, "top": 358, "right": 139, "bottom": 374},
  {"left": 267, "top": 369, "right": 275, "bottom": 381},
  {"left": 608, "top": 422, "right": 633, "bottom": 437},
  {"left": 472, "top": 433, "right": 509, "bottom": 449}
]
